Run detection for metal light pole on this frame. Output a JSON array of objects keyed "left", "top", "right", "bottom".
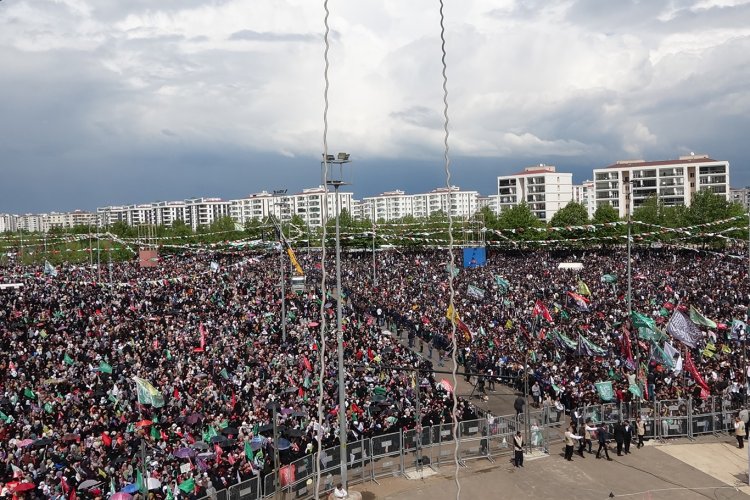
[
  {"left": 626, "top": 179, "right": 633, "bottom": 317},
  {"left": 372, "top": 222, "right": 377, "bottom": 286},
  {"left": 274, "top": 191, "right": 289, "bottom": 343},
  {"left": 324, "top": 152, "right": 351, "bottom": 487}
]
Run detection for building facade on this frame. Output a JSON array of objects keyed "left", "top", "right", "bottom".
[
  {"left": 497, "top": 165, "right": 573, "bottom": 222},
  {"left": 730, "top": 187, "right": 750, "bottom": 212},
  {"left": 572, "top": 180, "right": 596, "bottom": 219},
  {"left": 593, "top": 154, "right": 730, "bottom": 217}
]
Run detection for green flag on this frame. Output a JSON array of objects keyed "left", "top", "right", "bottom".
[
  {"left": 0, "top": 410, "right": 13, "bottom": 423},
  {"left": 165, "top": 350, "right": 172, "bottom": 361},
  {"left": 631, "top": 311, "right": 656, "bottom": 331},
  {"left": 44, "top": 402, "right": 54, "bottom": 414},
  {"left": 178, "top": 478, "right": 195, "bottom": 494},
  {"left": 63, "top": 353, "right": 75, "bottom": 366},
  {"left": 244, "top": 441, "right": 254, "bottom": 461},
  {"left": 595, "top": 381, "right": 614, "bottom": 401},
  {"left": 136, "top": 470, "right": 146, "bottom": 494},
  {"left": 24, "top": 388, "right": 36, "bottom": 399},
  {"left": 601, "top": 274, "right": 617, "bottom": 284},
  {"left": 132, "top": 376, "right": 165, "bottom": 408},
  {"left": 638, "top": 327, "right": 666, "bottom": 343},
  {"left": 99, "top": 361, "right": 113, "bottom": 374},
  {"left": 628, "top": 383, "right": 643, "bottom": 399},
  {"left": 689, "top": 306, "right": 717, "bottom": 329},
  {"left": 220, "top": 368, "right": 229, "bottom": 380},
  {"left": 151, "top": 425, "right": 159, "bottom": 440}
]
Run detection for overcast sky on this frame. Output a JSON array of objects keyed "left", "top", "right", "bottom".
[{"left": 1, "top": 0, "right": 749, "bottom": 213}]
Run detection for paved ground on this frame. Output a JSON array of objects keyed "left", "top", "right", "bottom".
[
  {"left": 350, "top": 330, "right": 750, "bottom": 499},
  {"left": 348, "top": 435, "right": 750, "bottom": 499}
]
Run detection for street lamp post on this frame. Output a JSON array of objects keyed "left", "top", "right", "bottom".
[
  {"left": 324, "top": 152, "right": 351, "bottom": 488},
  {"left": 626, "top": 179, "right": 633, "bottom": 318},
  {"left": 274, "top": 191, "right": 289, "bottom": 343},
  {"left": 372, "top": 221, "right": 377, "bottom": 286}
]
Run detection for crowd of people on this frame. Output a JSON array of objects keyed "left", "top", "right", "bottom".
[{"left": 1, "top": 243, "right": 749, "bottom": 499}]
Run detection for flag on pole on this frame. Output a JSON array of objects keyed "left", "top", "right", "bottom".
[
  {"left": 244, "top": 441, "right": 254, "bottom": 461},
  {"left": 287, "top": 247, "right": 304, "bottom": 276},
  {"left": 684, "top": 349, "right": 710, "bottom": 395},
  {"left": 99, "top": 361, "right": 113, "bottom": 374},
  {"left": 532, "top": 300, "right": 553, "bottom": 322},
  {"left": 578, "top": 335, "right": 607, "bottom": 357},
  {"left": 601, "top": 274, "right": 617, "bottom": 284},
  {"left": 44, "top": 260, "right": 58, "bottom": 277},
  {"left": 445, "top": 303, "right": 460, "bottom": 323},
  {"left": 440, "top": 379, "right": 454, "bottom": 393},
  {"left": 198, "top": 323, "right": 207, "bottom": 351},
  {"left": 731, "top": 319, "right": 747, "bottom": 340},
  {"left": 467, "top": 284, "right": 486, "bottom": 300},
  {"left": 595, "top": 381, "right": 614, "bottom": 401},
  {"left": 666, "top": 310, "right": 702, "bottom": 348},
  {"left": 64, "top": 353, "right": 75, "bottom": 365},
  {"left": 220, "top": 368, "right": 229, "bottom": 380},
  {"left": 566, "top": 291, "right": 589, "bottom": 311},
  {"left": 577, "top": 280, "right": 591, "bottom": 297},
  {"left": 631, "top": 311, "right": 657, "bottom": 331},
  {"left": 689, "top": 306, "right": 717, "bottom": 329},
  {"left": 178, "top": 478, "right": 195, "bottom": 494},
  {"left": 494, "top": 275, "right": 510, "bottom": 293},
  {"left": 210, "top": 261, "right": 220, "bottom": 272},
  {"left": 132, "top": 376, "right": 165, "bottom": 408}
]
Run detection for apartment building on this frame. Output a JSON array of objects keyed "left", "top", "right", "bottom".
[
  {"left": 572, "top": 180, "right": 596, "bottom": 219},
  {"left": 593, "top": 154, "right": 730, "bottom": 217},
  {"left": 497, "top": 165, "right": 573, "bottom": 222},
  {"left": 730, "top": 187, "right": 750, "bottom": 212},
  {"left": 290, "top": 186, "right": 353, "bottom": 228}
]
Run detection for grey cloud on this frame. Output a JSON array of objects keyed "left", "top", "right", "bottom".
[
  {"left": 390, "top": 106, "right": 442, "bottom": 129},
  {"left": 228, "top": 30, "right": 317, "bottom": 43}
]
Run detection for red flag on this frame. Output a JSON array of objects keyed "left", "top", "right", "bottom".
[
  {"left": 199, "top": 323, "right": 207, "bottom": 350},
  {"left": 302, "top": 356, "right": 312, "bottom": 372},
  {"left": 101, "top": 432, "right": 112, "bottom": 448},
  {"left": 173, "top": 387, "right": 180, "bottom": 400},
  {"left": 214, "top": 444, "right": 223, "bottom": 463},
  {"left": 230, "top": 390, "right": 236, "bottom": 410},
  {"left": 532, "top": 300, "right": 553, "bottom": 322},
  {"left": 684, "top": 350, "right": 710, "bottom": 394},
  {"left": 153, "top": 339, "right": 159, "bottom": 349},
  {"left": 279, "top": 464, "right": 296, "bottom": 487},
  {"left": 228, "top": 453, "right": 236, "bottom": 465},
  {"left": 621, "top": 327, "right": 633, "bottom": 362}
]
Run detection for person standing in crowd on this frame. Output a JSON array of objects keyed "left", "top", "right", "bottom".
[
  {"left": 735, "top": 416, "right": 746, "bottom": 448},
  {"left": 636, "top": 417, "right": 646, "bottom": 449},
  {"left": 514, "top": 395, "right": 526, "bottom": 420},
  {"left": 513, "top": 431, "right": 525, "bottom": 468},
  {"left": 595, "top": 423, "right": 612, "bottom": 460},
  {"left": 333, "top": 483, "right": 348, "bottom": 499},
  {"left": 564, "top": 426, "right": 582, "bottom": 461}
]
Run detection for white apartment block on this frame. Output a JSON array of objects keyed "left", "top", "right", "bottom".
[
  {"left": 291, "top": 186, "right": 353, "bottom": 228},
  {"left": 0, "top": 214, "right": 18, "bottom": 233},
  {"left": 18, "top": 213, "right": 50, "bottom": 233},
  {"left": 412, "top": 187, "right": 479, "bottom": 220},
  {"left": 361, "top": 190, "right": 414, "bottom": 222},
  {"left": 183, "top": 198, "right": 231, "bottom": 230},
  {"left": 730, "top": 187, "right": 750, "bottom": 212},
  {"left": 477, "top": 195, "right": 500, "bottom": 215},
  {"left": 572, "top": 180, "right": 596, "bottom": 219},
  {"left": 230, "top": 191, "right": 275, "bottom": 225},
  {"left": 497, "top": 165, "right": 573, "bottom": 222},
  {"left": 593, "top": 154, "right": 730, "bottom": 217},
  {"left": 49, "top": 210, "right": 97, "bottom": 229}
]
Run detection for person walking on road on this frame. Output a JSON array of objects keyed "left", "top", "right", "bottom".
[
  {"left": 735, "top": 416, "right": 746, "bottom": 448},
  {"left": 513, "top": 431, "right": 525, "bottom": 467},
  {"left": 564, "top": 426, "right": 582, "bottom": 461},
  {"left": 595, "top": 423, "right": 613, "bottom": 461},
  {"left": 613, "top": 420, "right": 625, "bottom": 456},
  {"left": 636, "top": 417, "right": 646, "bottom": 449},
  {"left": 623, "top": 420, "right": 633, "bottom": 454},
  {"left": 514, "top": 395, "right": 526, "bottom": 420}
]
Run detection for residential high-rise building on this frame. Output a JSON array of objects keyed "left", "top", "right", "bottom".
[
  {"left": 572, "top": 180, "right": 596, "bottom": 219},
  {"left": 730, "top": 187, "right": 750, "bottom": 212},
  {"left": 497, "top": 165, "right": 573, "bottom": 222},
  {"left": 593, "top": 154, "right": 730, "bottom": 217}
]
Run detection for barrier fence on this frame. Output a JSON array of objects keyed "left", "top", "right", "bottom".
[{"left": 199, "top": 396, "right": 741, "bottom": 500}]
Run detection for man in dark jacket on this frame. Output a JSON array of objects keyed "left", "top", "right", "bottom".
[
  {"left": 623, "top": 420, "right": 633, "bottom": 454},
  {"left": 613, "top": 420, "right": 625, "bottom": 456},
  {"left": 595, "top": 423, "right": 612, "bottom": 460}
]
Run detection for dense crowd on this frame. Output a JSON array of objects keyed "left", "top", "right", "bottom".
[{"left": 1, "top": 245, "right": 749, "bottom": 499}]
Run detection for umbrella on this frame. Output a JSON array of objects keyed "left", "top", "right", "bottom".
[
  {"left": 281, "top": 408, "right": 293, "bottom": 416},
  {"left": 283, "top": 428, "right": 304, "bottom": 438},
  {"left": 135, "top": 419, "right": 153, "bottom": 428},
  {"left": 110, "top": 493, "right": 132, "bottom": 500},
  {"left": 308, "top": 322, "right": 319, "bottom": 327},
  {"left": 173, "top": 447, "right": 196, "bottom": 459},
  {"left": 32, "top": 437, "right": 54, "bottom": 449},
  {"left": 16, "top": 438, "right": 34, "bottom": 448},
  {"left": 291, "top": 411, "right": 307, "bottom": 418},
  {"left": 221, "top": 426, "right": 239, "bottom": 436},
  {"left": 210, "top": 435, "right": 227, "bottom": 445},
  {"left": 147, "top": 478, "right": 162, "bottom": 491},
  {"left": 191, "top": 441, "right": 209, "bottom": 450},
  {"left": 258, "top": 424, "right": 273, "bottom": 433},
  {"left": 120, "top": 484, "right": 139, "bottom": 494},
  {"left": 77, "top": 479, "right": 102, "bottom": 491},
  {"left": 283, "top": 388, "right": 297, "bottom": 394},
  {"left": 13, "top": 483, "right": 36, "bottom": 493},
  {"left": 275, "top": 438, "right": 292, "bottom": 451},
  {"left": 250, "top": 436, "right": 266, "bottom": 451},
  {"left": 197, "top": 452, "right": 215, "bottom": 459},
  {"left": 186, "top": 412, "right": 203, "bottom": 425}
]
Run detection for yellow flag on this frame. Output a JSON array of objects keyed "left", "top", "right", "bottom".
[
  {"left": 578, "top": 280, "right": 591, "bottom": 297},
  {"left": 287, "top": 248, "right": 304, "bottom": 276},
  {"left": 446, "top": 303, "right": 459, "bottom": 323}
]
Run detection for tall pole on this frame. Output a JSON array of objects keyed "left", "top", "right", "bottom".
[
  {"left": 334, "top": 183, "right": 347, "bottom": 487},
  {"left": 280, "top": 232, "right": 286, "bottom": 343},
  {"left": 372, "top": 222, "right": 377, "bottom": 286},
  {"left": 97, "top": 223, "right": 101, "bottom": 283},
  {"left": 271, "top": 404, "right": 281, "bottom": 499},
  {"left": 627, "top": 180, "right": 632, "bottom": 318}
]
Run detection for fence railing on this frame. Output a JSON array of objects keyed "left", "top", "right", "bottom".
[
  {"left": 574, "top": 396, "right": 742, "bottom": 442},
  {"left": 200, "top": 396, "right": 742, "bottom": 500}
]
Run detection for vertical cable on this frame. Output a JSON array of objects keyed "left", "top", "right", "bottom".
[
  {"left": 438, "top": 1, "right": 462, "bottom": 499},
  {"left": 314, "top": 1, "right": 332, "bottom": 498}
]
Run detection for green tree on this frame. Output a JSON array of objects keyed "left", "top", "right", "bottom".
[
  {"left": 497, "top": 202, "right": 545, "bottom": 242},
  {"left": 593, "top": 203, "right": 620, "bottom": 224},
  {"left": 550, "top": 201, "right": 589, "bottom": 227}
]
